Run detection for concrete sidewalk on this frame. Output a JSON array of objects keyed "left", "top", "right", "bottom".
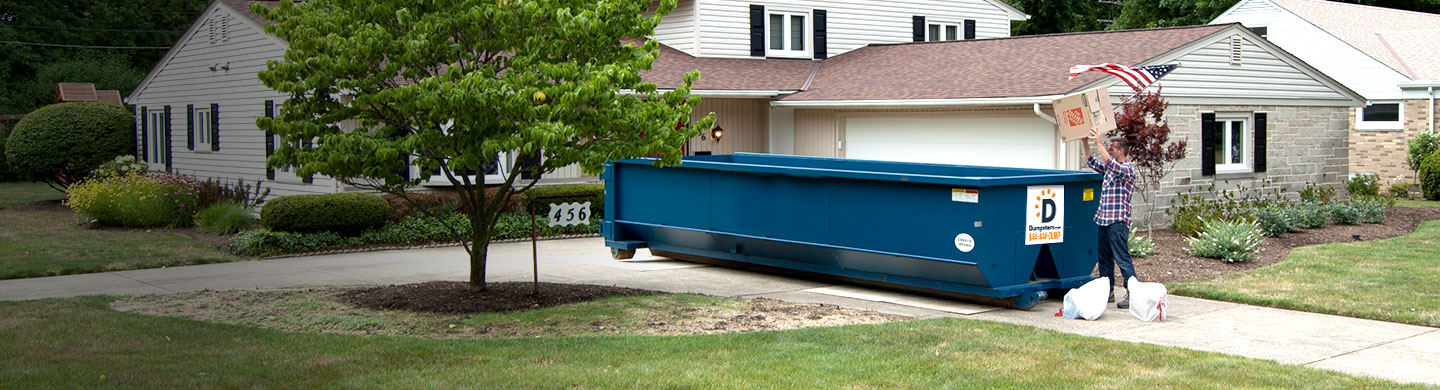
[{"left": 1, "top": 237, "right": 1436, "bottom": 386}]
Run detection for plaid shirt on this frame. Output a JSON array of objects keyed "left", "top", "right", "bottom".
[{"left": 1087, "top": 155, "right": 1137, "bottom": 226}]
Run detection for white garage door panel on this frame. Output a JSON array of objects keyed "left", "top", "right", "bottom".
[{"left": 845, "top": 115, "right": 1056, "bottom": 169}]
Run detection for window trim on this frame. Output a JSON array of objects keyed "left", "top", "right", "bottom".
[
  {"left": 926, "top": 21, "right": 961, "bottom": 42},
  {"left": 193, "top": 107, "right": 213, "bottom": 151},
  {"left": 148, "top": 109, "right": 167, "bottom": 165},
  {"left": 764, "top": 9, "right": 810, "bottom": 58},
  {"left": 1215, "top": 114, "right": 1251, "bottom": 174},
  {"left": 1355, "top": 102, "right": 1403, "bottom": 131},
  {"left": 269, "top": 134, "right": 305, "bottom": 183}
]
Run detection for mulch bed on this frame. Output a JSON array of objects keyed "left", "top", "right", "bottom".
[
  {"left": 339, "top": 281, "right": 665, "bottom": 314},
  {"left": 1134, "top": 206, "right": 1440, "bottom": 284}
]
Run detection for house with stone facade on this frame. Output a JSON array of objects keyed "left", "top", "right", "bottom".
[{"left": 1211, "top": 0, "right": 1440, "bottom": 187}]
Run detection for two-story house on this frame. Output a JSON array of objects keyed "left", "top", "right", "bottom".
[
  {"left": 1211, "top": 0, "right": 1440, "bottom": 186},
  {"left": 128, "top": 0, "right": 1365, "bottom": 225}
]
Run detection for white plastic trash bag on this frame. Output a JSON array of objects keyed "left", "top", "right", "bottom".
[
  {"left": 1061, "top": 277, "right": 1110, "bottom": 321},
  {"left": 1126, "top": 276, "right": 1168, "bottom": 322}
]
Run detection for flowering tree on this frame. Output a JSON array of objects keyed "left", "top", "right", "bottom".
[{"left": 1113, "top": 90, "right": 1186, "bottom": 234}]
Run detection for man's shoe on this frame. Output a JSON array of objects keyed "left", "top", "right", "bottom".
[{"left": 1117, "top": 300, "right": 1130, "bottom": 309}]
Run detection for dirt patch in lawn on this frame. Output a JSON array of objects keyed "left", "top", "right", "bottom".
[
  {"left": 1135, "top": 206, "right": 1440, "bottom": 284},
  {"left": 6, "top": 199, "right": 69, "bottom": 212},
  {"left": 340, "top": 281, "right": 663, "bottom": 314},
  {"left": 111, "top": 285, "right": 906, "bottom": 338}
]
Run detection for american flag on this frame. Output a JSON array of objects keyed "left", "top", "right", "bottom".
[{"left": 1068, "top": 63, "right": 1178, "bottom": 92}]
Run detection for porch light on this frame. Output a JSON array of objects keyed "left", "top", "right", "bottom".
[{"left": 711, "top": 126, "right": 724, "bottom": 142}]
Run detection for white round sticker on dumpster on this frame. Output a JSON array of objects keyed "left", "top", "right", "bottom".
[{"left": 954, "top": 233, "right": 975, "bottom": 253}]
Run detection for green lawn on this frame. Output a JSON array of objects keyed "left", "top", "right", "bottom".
[
  {"left": 0, "top": 296, "right": 1424, "bottom": 389},
  {"left": 0, "top": 209, "right": 240, "bottom": 279},
  {"left": 0, "top": 181, "right": 65, "bottom": 209},
  {"left": 1397, "top": 199, "right": 1440, "bottom": 207},
  {"left": 1172, "top": 220, "right": 1440, "bottom": 327}
]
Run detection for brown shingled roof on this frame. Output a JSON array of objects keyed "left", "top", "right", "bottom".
[
  {"left": 95, "top": 90, "right": 124, "bottom": 106},
  {"left": 56, "top": 83, "right": 98, "bottom": 103},
  {"left": 779, "top": 24, "right": 1230, "bottom": 101},
  {"left": 641, "top": 44, "right": 816, "bottom": 91},
  {"left": 221, "top": 0, "right": 278, "bottom": 26}
]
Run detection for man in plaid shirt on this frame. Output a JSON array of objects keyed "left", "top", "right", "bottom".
[{"left": 1083, "top": 127, "right": 1137, "bottom": 309}]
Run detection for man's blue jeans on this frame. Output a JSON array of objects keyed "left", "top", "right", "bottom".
[{"left": 1097, "top": 221, "right": 1136, "bottom": 298}]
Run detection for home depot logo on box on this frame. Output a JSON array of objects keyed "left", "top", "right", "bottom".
[
  {"left": 1063, "top": 107, "right": 1087, "bottom": 127},
  {"left": 1025, "top": 185, "right": 1064, "bottom": 245},
  {"left": 1052, "top": 86, "right": 1116, "bottom": 142}
]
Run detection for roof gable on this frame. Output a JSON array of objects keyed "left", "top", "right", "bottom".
[
  {"left": 1266, "top": 0, "right": 1440, "bottom": 80},
  {"left": 126, "top": 0, "right": 285, "bottom": 102}
]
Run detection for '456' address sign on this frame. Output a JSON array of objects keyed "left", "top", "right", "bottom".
[{"left": 547, "top": 202, "right": 592, "bottom": 227}]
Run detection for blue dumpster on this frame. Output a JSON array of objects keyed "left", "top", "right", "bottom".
[{"left": 601, "top": 153, "right": 1103, "bottom": 309}]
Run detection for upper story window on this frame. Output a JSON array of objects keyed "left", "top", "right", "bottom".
[
  {"left": 927, "top": 22, "right": 960, "bottom": 42},
  {"left": 1357, "top": 102, "right": 1402, "bottom": 131},
  {"left": 767, "top": 10, "right": 808, "bottom": 58}
]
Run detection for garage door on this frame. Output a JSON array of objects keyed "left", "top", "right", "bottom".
[{"left": 844, "top": 113, "right": 1057, "bottom": 169}]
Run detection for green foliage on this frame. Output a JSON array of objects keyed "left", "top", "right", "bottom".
[
  {"left": 1347, "top": 174, "right": 1379, "bottom": 198},
  {"left": 196, "top": 202, "right": 257, "bottom": 234},
  {"left": 66, "top": 173, "right": 200, "bottom": 227},
  {"left": 260, "top": 193, "right": 389, "bottom": 235},
  {"left": 226, "top": 212, "right": 598, "bottom": 257},
  {"left": 4, "top": 102, "right": 134, "bottom": 189},
  {"left": 1004, "top": 0, "right": 1106, "bottom": 35},
  {"left": 1186, "top": 219, "right": 1264, "bottom": 263},
  {"left": 382, "top": 192, "right": 466, "bottom": 221},
  {"left": 0, "top": 0, "right": 209, "bottom": 115},
  {"left": 360, "top": 213, "right": 471, "bottom": 243},
  {"left": 522, "top": 184, "right": 606, "bottom": 216},
  {"left": 1350, "top": 198, "right": 1387, "bottom": 224},
  {"left": 251, "top": 0, "right": 710, "bottom": 286},
  {"left": 491, "top": 212, "right": 599, "bottom": 241},
  {"left": 1294, "top": 202, "right": 1329, "bottom": 229},
  {"left": 1406, "top": 131, "right": 1440, "bottom": 172},
  {"left": 1252, "top": 206, "right": 1295, "bottom": 237},
  {"left": 1422, "top": 153, "right": 1440, "bottom": 201},
  {"left": 0, "top": 122, "right": 11, "bottom": 181},
  {"left": 1166, "top": 182, "right": 1279, "bottom": 236},
  {"left": 225, "top": 229, "right": 353, "bottom": 257},
  {"left": 1109, "top": 0, "right": 1239, "bottom": 30},
  {"left": 91, "top": 155, "right": 148, "bottom": 178},
  {"left": 194, "top": 177, "right": 270, "bottom": 209},
  {"left": 1128, "top": 228, "right": 1156, "bottom": 258},
  {"left": 1328, "top": 203, "right": 1361, "bottom": 225},
  {"left": 1299, "top": 182, "right": 1336, "bottom": 204},
  {"left": 1390, "top": 181, "right": 1415, "bottom": 199}
]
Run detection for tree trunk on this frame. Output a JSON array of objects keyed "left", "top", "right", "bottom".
[{"left": 467, "top": 199, "right": 493, "bottom": 291}]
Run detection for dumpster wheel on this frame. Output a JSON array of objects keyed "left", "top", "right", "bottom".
[
  {"left": 1010, "top": 290, "right": 1048, "bottom": 310},
  {"left": 611, "top": 248, "right": 636, "bottom": 260}
]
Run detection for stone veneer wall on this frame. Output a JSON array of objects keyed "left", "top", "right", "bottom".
[
  {"left": 1349, "top": 99, "right": 1439, "bottom": 188},
  {"left": 1128, "top": 104, "right": 1350, "bottom": 228}
]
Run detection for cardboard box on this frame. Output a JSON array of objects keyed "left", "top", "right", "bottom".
[{"left": 1053, "top": 87, "right": 1116, "bottom": 142}]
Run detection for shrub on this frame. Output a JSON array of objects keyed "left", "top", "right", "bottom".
[
  {"left": 1299, "top": 182, "right": 1336, "bottom": 204},
  {"left": 91, "top": 155, "right": 149, "bottom": 178},
  {"left": 1128, "top": 228, "right": 1155, "bottom": 258},
  {"left": 195, "top": 177, "right": 270, "bottom": 209},
  {"left": 224, "top": 211, "right": 601, "bottom": 257},
  {"left": 0, "top": 122, "right": 11, "bottom": 181},
  {"left": 382, "top": 192, "right": 465, "bottom": 221},
  {"left": 1351, "top": 198, "right": 1387, "bottom": 224},
  {"left": 1294, "top": 202, "right": 1328, "bottom": 229},
  {"left": 1187, "top": 219, "right": 1264, "bottom": 263},
  {"left": 521, "top": 183, "right": 605, "bottom": 217},
  {"left": 1407, "top": 131, "right": 1440, "bottom": 172},
  {"left": 5, "top": 102, "right": 134, "bottom": 188},
  {"left": 1390, "top": 181, "right": 1414, "bottom": 199},
  {"left": 66, "top": 173, "right": 199, "bottom": 227},
  {"left": 1422, "top": 152, "right": 1440, "bottom": 201},
  {"left": 1252, "top": 206, "right": 1294, "bottom": 237},
  {"left": 1328, "top": 203, "right": 1361, "bottom": 225},
  {"left": 261, "top": 193, "right": 389, "bottom": 235},
  {"left": 1347, "top": 174, "right": 1379, "bottom": 198},
  {"left": 1166, "top": 183, "right": 1266, "bottom": 236},
  {"left": 225, "top": 229, "right": 353, "bottom": 257},
  {"left": 362, "top": 213, "right": 471, "bottom": 243},
  {"left": 196, "top": 202, "right": 257, "bottom": 234}
]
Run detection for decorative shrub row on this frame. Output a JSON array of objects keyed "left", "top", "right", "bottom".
[
  {"left": 67, "top": 172, "right": 200, "bottom": 227},
  {"left": 1187, "top": 219, "right": 1264, "bottom": 263},
  {"left": 260, "top": 192, "right": 389, "bottom": 235},
  {"left": 521, "top": 183, "right": 605, "bottom": 217},
  {"left": 227, "top": 212, "right": 598, "bottom": 257}
]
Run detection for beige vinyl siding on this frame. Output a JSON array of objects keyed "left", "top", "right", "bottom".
[
  {"left": 129, "top": 4, "right": 336, "bottom": 198},
  {"left": 688, "top": 98, "right": 769, "bottom": 154},
  {"left": 652, "top": 0, "right": 698, "bottom": 55},
  {"left": 793, "top": 109, "right": 839, "bottom": 157},
  {"left": 698, "top": 0, "right": 1012, "bottom": 59},
  {"left": 1125, "top": 33, "right": 1357, "bottom": 106}
]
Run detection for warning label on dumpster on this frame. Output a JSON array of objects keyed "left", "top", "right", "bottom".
[
  {"left": 951, "top": 188, "right": 979, "bottom": 203},
  {"left": 1025, "top": 185, "right": 1064, "bottom": 245}
]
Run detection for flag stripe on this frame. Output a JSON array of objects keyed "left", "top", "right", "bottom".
[{"left": 1069, "top": 63, "right": 1177, "bottom": 92}]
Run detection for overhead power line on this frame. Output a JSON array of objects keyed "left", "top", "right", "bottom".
[
  {"left": 0, "top": 40, "right": 170, "bottom": 49},
  {"left": 1, "top": 24, "right": 184, "bottom": 33}
]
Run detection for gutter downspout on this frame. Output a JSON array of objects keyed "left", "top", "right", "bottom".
[
  {"left": 1033, "top": 103, "right": 1056, "bottom": 124},
  {"left": 1033, "top": 103, "right": 1062, "bottom": 169},
  {"left": 1430, "top": 86, "right": 1435, "bottom": 134}
]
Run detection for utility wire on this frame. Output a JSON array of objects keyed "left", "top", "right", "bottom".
[
  {"left": 0, "top": 40, "right": 170, "bottom": 49},
  {"left": 0, "top": 24, "right": 184, "bottom": 33}
]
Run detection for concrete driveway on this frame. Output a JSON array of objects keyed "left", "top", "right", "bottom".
[{"left": 1, "top": 237, "right": 1436, "bottom": 386}]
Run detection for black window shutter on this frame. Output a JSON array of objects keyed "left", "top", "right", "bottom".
[
  {"left": 186, "top": 104, "right": 195, "bottom": 150},
  {"left": 301, "top": 136, "right": 313, "bottom": 184},
  {"left": 964, "top": 19, "right": 976, "bottom": 39},
  {"left": 164, "top": 105, "right": 173, "bottom": 171},
  {"left": 264, "top": 100, "right": 275, "bottom": 180},
  {"left": 813, "top": 9, "right": 827, "bottom": 59},
  {"left": 1201, "top": 113, "right": 1216, "bottom": 176},
  {"left": 210, "top": 103, "right": 220, "bottom": 151},
  {"left": 140, "top": 107, "right": 149, "bottom": 163},
  {"left": 1253, "top": 112, "right": 1267, "bottom": 173},
  {"left": 913, "top": 16, "right": 926, "bottom": 42},
  {"left": 396, "top": 154, "right": 411, "bottom": 182},
  {"left": 749, "top": 5, "right": 765, "bottom": 57}
]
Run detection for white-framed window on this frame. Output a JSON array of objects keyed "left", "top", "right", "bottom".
[
  {"left": 927, "top": 22, "right": 961, "bottom": 42},
  {"left": 1356, "top": 102, "right": 1402, "bottom": 130},
  {"left": 148, "top": 109, "right": 166, "bottom": 165},
  {"left": 270, "top": 134, "right": 304, "bottom": 183},
  {"left": 766, "top": 10, "right": 808, "bottom": 58},
  {"left": 194, "top": 107, "right": 212, "bottom": 150},
  {"left": 1215, "top": 114, "right": 1250, "bottom": 173}
]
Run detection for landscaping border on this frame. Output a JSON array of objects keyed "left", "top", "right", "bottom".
[{"left": 259, "top": 232, "right": 602, "bottom": 259}]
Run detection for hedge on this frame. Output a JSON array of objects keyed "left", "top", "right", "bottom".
[
  {"left": 261, "top": 193, "right": 389, "bottom": 235},
  {"left": 4, "top": 102, "right": 133, "bottom": 185}
]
